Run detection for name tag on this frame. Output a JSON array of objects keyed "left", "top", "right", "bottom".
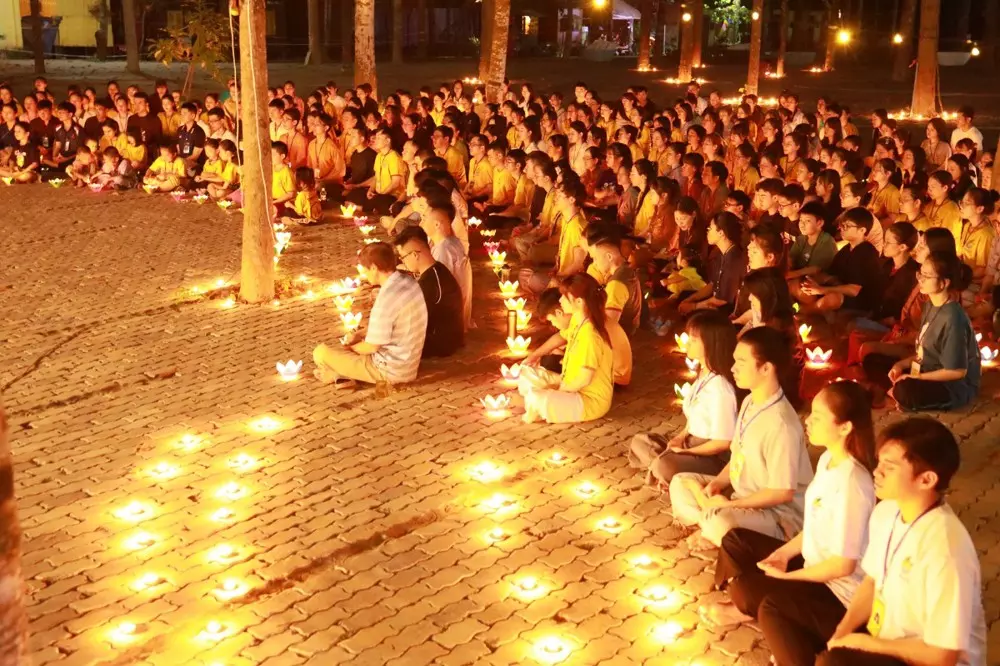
[
  {"left": 729, "top": 451, "right": 744, "bottom": 483},
  {"left": 867, "top": 593, "right": 886, "bottom": 637}
]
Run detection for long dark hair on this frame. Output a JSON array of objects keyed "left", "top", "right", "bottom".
[
  {"left": 820, "top": 381, "right": 877, "bottom": 471},
  {"left": 744, "top": 269, "right": 795, "bottom": 327},
  {"left": 924, "top": 250, "right": 973, "bottom": 294},
  {"left": 559, "top": 273, "right": 611, "bottom": 345},
  {"left": 686, "top": 310, "right": 739, "bottom": 393},
  {"left": 738, "top": 326, "right": 801, "bottom": 408}
]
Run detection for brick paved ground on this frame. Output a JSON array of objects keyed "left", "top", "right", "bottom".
[{"left": 3, "top": 184, "right": 1000, "bottom": 666}]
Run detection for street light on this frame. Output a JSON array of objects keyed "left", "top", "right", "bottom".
[
  {"left": 892, "top": 33, "right": 903, "bottom": 45},
  {"left": 972, "top": 45, "right": 981, "bottom": 57},
  {"left": 836, "top": 29, "right": 851, "bottom": 45},
  {"left": 682, "top": 12, "right": 692, "bottom": 22},
  {"left": 751, "top": 10, "right": 760, "bottom": 20},
  {"left": 594, "top": 0, "right": 607, "bottom": 7}
]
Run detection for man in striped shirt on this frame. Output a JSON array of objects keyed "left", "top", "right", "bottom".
[{"left": 313, "top": 242, "right": 428, "bottom": 387}]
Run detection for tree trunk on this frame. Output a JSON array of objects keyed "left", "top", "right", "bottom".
[
  {"left": 691, "top": 0, "right": 704, "bottom": 68},
  {"left": 954, "top": 0, "right": 971, "bottom": 43},
  {"left": 307, "top": 0, "right": 323, "bottom": 64},
  {"left": 239, "top": 0, "right": 276, "bottom": 304},
  {"left": 678, "top": 11, "right": 694, "bottom": 81},
  {"left": 95, "top": 0, "right": 109, "bottom": 61},
  {"left": 478, "top": 0, "right": 493, "bottom": 79},
  {"left": 392, "top": 0, "right": 404, "bottom": 64},
  {"left": 341, "top": 0, "right": 352, "bottom": 63},
  {"left": 417, "top": 0, "right": 428, "bottom": 59},
  {"left": 123, "top": 0, "right": 141, "bottom": 74},
  {"left": 485, "top": 0, "right": 510, "bottom": 103},
  {"left": 985, "top": 0, "right": 1000, "bottom": 67},
  {"left": 892, "top": 0, "right": 916, "bottom": 81},
  {"left": 0, "top": 406, "right": 27, "bottom": 665},
  {"left": 29, "top": 0, "right": 44, "bottom": 75},
  {"left": 355, "top": 0, "right": 378, "bottom": 97},
  {"left": 911, "top": 0, "right": 940, "bottom": 116},
  {"left": 823, "top": 1, "right": 836, "bottom": 71},
  {"left": 637, "top": 0, "right": 653, "bottom": 69},
  {"left": 746, "top": 0, "right": 764, "bottom": 94},
  {"left": 776, "top": 0, "right": 788, "bottom": 76}
]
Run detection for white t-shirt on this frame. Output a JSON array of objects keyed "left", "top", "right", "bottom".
[
  {"left": 451, "top": 189, "right": 470, "bottom": 254},
  {"left": 431, "top": 235, "right": 473, "bottom": 329},
  {"left": 729, "top": 391, "right": 813, "bottom": 530},
  {"left": 950, "top": 126, "right": 984, "bottom": 152},
  {"left": 802, "top": 451, "right": 875, "bottom": 606},
  {"left": 682, "top": 372, "right": 737, "bottom": 441},
  {"left": 861, "top": 501, "right": 986, "bottom": 666}
]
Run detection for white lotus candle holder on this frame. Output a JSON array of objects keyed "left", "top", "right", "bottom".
[
  {"left": 674, "top": 382, "right": 692, "bottom": 401},
  {"left": 193, "top": 193, "right": 209, "bottom": 204},
  {"left": 480, "top": 394, "right": 512, "bottom": 420},
  {"left": 1, "top": 177, "right": 12, "bottom": 186},
  {"left": 89, "top": 181, "right": 104, "bottom": 193},
  {"left": 498, "top": 280, "right": 519, "bottom": 297},
  {"left": 220, "top": 297, "right": 236, "bottom": 309},
  {"left": 340, "top": 203, "right": 358, "bottom": 217},
  {"left": 359, "top": 224, "right": 376, "bottom": 236},
  {"left": 274, "top": 231, "right": 291, "bottom": 254},
  {"left": 489, "top": 250, "right": 507, "bottom": 267},
  {"left": 504, "top": 297, "right": 526, "bottom": 312},
  {"left": 483, "top": 241, "right": 501, "bottom": 254},
  {"left": 980, "top": 346, "right": 998, "bottom": 366},
  {"left": 328, "top": 277, "right": 360, "bottom": 296},
  {"left": 170, "top": 190, "right": 186, "bottom": 202},
  {"left": 340, "top": 312, "right": 363, "bottom": 331},
  {"left": 805, "top": 347, "right": 833, "bottom": 368},
  {"left": 500, "top": 363, "right": 522, "bottom": 387},
  {"left": 217, "top": 199, "right": 234, "bottom": 209},
  {"left": 533, "top": 636, "right": 571, "bottom": 664},
  {"left": 276, "top": 360, "right": 302, "bottom": 381},
  {"left": 481, "top": 229, "right": 497, "bottom": 238},
  {"left": 512, "top": 575, "right": 547, "bottom": 601},
  {"left": 467, "top": 216, "right": 483, "bottom": 227},
  {"left": 798, "top": 323, "right": 813, "bottom": 342},
  {"left": 143, "top": 183, "right": 158, "bottom": 194},
  {"left": 685, "top": 358, "right": 699, "bottom": 373},
  {"left": 516, "top": 311, "right": 532, "bottom": 328},
  {"left": 333, "top": 295, "right": 354, "bottom": 312},
  {"left": 674, "top": 332, "right": 689, "bottom": 354},
  {"left": 469, "top": 461, "right": 505, "bottom": 482},
  {"left": 506, "top": 335, "right": 531, "bottom": 357},
  {"left": 49, "top": 178, "right": 66, "bottom": 188}
]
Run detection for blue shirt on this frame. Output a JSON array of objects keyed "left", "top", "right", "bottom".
[{"left": 916, "top": 301, "right": 980, "bottom": 409}]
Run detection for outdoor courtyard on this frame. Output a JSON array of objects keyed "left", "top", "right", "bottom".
[{"left": 2, "top": 57, "right": 1000, "bottom": 666}]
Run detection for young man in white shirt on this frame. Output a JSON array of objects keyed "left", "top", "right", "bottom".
[
  {"left": 818, "top": 417, "right": 986, "bottom": 666},
  {"left": 421, "top": 203, "right": 473, "bottom": 331},
  {"left": 949, "top": 106, "right": 984, "bottom": 153},
  {"left": 669, "top": 326, "right": 813, "bottom": 548}
]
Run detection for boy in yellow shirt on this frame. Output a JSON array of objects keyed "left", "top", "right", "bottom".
[
  {"left": 142, "top": 143, "right": 185, "bottom": 192},
  {"left": 207, "top": 140, "right": 240, "bottom": 200},
  {"left": 279, "top": 167, "right": 322, "bottom": 225},
  {"left": 472, "top": 142, "right": 516, "bottom": 216},
  {"left": 270, "top": 141, "right": 297, "bottom": 215}
]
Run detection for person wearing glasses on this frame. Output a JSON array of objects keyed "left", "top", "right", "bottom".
[{"left": 797, "top": 208, "right": 884, "bottom": 316}]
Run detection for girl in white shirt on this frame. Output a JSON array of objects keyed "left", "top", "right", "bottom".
[
  {"left": 628, "top": 310, "right": 739, "bottom": 486},
  {"left": 701, "top": 382, "right": 878, "bottom": 665}
]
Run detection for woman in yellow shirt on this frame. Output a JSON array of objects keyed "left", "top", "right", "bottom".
[
  {"left": 207, "top": 140, "right": 240, "bottom": 199},
  {"left": 158, "top": 96, "right": 181, "bottom": 139},
  {"left": 867, "top": 157, "right": 901, "bottom": 230},
  {"left": 924, "top": 171, "right": 963, "bottom": 240},
  {"left": 308, "top": 114, "right": 344, "bottom": 184},
  {"left": 518, "top": 273, "right": 615, "bottom": 423},
  {"left": 957, "top": 187, "right": 997, "bottom": 303},
  {"left": 121, "top": 129, "right": 148, "bottom": 171},
  {"left": 648, "top": 128, "right": 671, "bottom": 177},
  {"left": 631, "top": 159, "right": 660, "bottom": 239}
]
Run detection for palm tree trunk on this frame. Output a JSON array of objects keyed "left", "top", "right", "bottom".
[
  {"left": 485, "top": 0, "right": 510, "bottom": 103},
  {"left": 746, "top": 0, "right": 764, "bottom": 94},
  {"left": 691, "top": 0, "right": 704, "bottom": 68},
  {"left": 678, "top": 11, "right": 694, "bottom": 81},
  {"left": 308, "top": 0, "right": 324, "bottom": 64},
  {"left": 392, "top": 0, "right": 404, "bottom": 64},
  {"left": 478, "top": 0, "right": 494, "bottom": 79},
  {"left": 892, "top": 0, "right": 917, "bottom": 81},
  {"left": 123, "top": 0, "right": 141, "bottom": 74},
  {"left": 417, "top": 0, "right": 428, "bottom": 59},
  {"left": 341, "top": 0, "right": 352, "bottom": 63},
  {"left": 238, "top": 0, "right": 276, "bottom": 303},
  {"left": 776, "top": 0, "right": 788, "bottom": 76},
  {"left": 637, "top": 0, "right": 653, "bottom": 69},
  {"left": 30, "top": 0, "right": 45, "bottom": 75},
  {"left": 355, "top": 0, "right": 378, "bottom": 97},
  {"left": 911, "top": 0, "right": 940, "bottom": 116},
  {"left": 0, "top": 405, "right": 27, "bottom": 664}
]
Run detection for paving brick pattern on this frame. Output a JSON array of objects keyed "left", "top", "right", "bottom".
[{"left": 3, "top": 186, "right": 1000, "bottom": 665}]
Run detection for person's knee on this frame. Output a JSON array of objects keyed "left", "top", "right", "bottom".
[
  {"left": 650, "top": 453, "right": 682, "bottom": 483},
  {"left": 891, "top": 379, "right": 921, "bottom": 410},
  {"left": 312, "top": 343, "right": 330, "bottom": 364}
]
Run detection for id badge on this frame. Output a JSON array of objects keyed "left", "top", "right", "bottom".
[
  {"left": 909, "top": 360, "right": 921, "bottom": 376},
  {"left": 729, "top": 451, "right": 744, "bottom": 483},
  {"left": 867, "top": 593, "right": 886, "bottom": 637}
]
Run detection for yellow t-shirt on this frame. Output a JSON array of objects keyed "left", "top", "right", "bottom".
[
  {"left": 633, "top": 190, "right": 659, "bottom": 238},
  {"left": 374, "top": 149, "right": 404, "bottom": 197},
  {"left": 607, "top": 319, "right": 632, "bottom": 386},
  {"left": 903, "top": 212, "right": 931, "bottom": 232},
  {"left": 629, "top": 142, "right": 643, "bottom": 164},
  {"left": 149, "top": 156, "right": 185, "bottom": 177},
  {"left": 444, "top": 147, "right": 467, "bottom": 189},
  {"left": 733, "top": 165, "right": 760, "bottom": 194},
  {"left": 649, "top": 147, "right": 670, "bottom": 177},
  {"left": 513, "top": 175, "right": 534, "bottom": 209},
  {"left": 666, "top": 266, "right": 706, "bottom": 295},
  {"left": 538, "top": 189, "right": 558, "bottom": 235},
  {"left": 122, "top": 142, "right": 147, "bottom": 166},
  {"left": 506, "top": 126, "right": 522, "bottom": 151},
  {"left": 430, "top": 109, "right": 445, "bottom": 126},
  {"left": 560, "top": 314, "right": 614, "bottom": 421},
  {"left": 202, "top": 158, "right": 224, "bottom": 178},
  {"left": 490, "top": 166, "right": 517, "bottom": 206},
  {"left": 557, "top": 212, "right": 587, "bottom": 274},
  {"left": 308, "top": 137, "right": 343, "bottom": 182},
  {"left": 868, "top": 184, "right": 900, "bottom": 224},
  {"left": 958, "top": 221, "right": 995, "bottom": 270},
  {"left": 221, "top": 161, "right": 240, "bottom": 187},
  {"left": 605, "top": 280, "right": 631, "bottom": 313},
  {"left": 468, "top": 157, "right": 493, "bottom": 195},
  {"left": 293, "top": 189, "right": 321, "bottom": 220},
  {"left": 925, "top": 199, "right": 962, "bottom": 241},
  {"left": 159, "top": 112, "right": 181, "bottom": 138},
  {"left": 272, "top": 165, "right": 296, "bottom": 200}
]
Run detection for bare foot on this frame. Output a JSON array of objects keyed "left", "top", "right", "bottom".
[
  {"left": 685, "top": 531, "right": 716, "bottom": 552},
  {"left": 521, "top": 408, "right": 540, "bottom": 424},
  {"left": 314, "top": 367, "right": 338, "bottom": 384},
  {"left": 698, "top": 601, "right": 753, "bottom": 629}
]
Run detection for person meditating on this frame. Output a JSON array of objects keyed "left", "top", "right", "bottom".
[
  {"left": 313, "top": 242, "right": 427, "bottom": 389},
  {"left": 517, "top": 274, "right": 614, "bottom": 424},
  {"left": 700, "top": 381, "right": 876, "bottom": 666},
  {"left": 669, "top": 326, "right": 813, "bottom": 549},
  {"left": 628, "top": 310, "right": 738, "bottom": 487},
  {"left": 817, "top": 418, "right": 986, "bottom": 666}
]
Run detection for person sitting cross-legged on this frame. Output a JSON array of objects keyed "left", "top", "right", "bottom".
[
  {"left": 313, "top": 242, "right": 427, "bottom": 389},
  {"left": 669, "top": 326, "right": 813, "bottom": 549},
  {"left": 421, "top": 202, "right": 473, "bottom": 330},
  {"left": 344, "top": 126, "right": 405, "bottom": 215},
  {"left": 393, "top": 226, "right": 464, "bottom": 358}
]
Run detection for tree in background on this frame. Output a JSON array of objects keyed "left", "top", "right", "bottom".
[
  {"left": 29, "top": 0, "right": 44, "bottom": 75},
  {"left": 678, "top": 7, "right": 694, "bottom": 81},
  {"left": 478, "top": 0, "right": 494, "bottom": 80},
  {"left": 910, "top": 0, "right": 940, "bottom": 116},
  {"left": 691, "top": 0, "right": 704, "bottom": 67},
  {"left": 355, "top": 0, "right": 377, "bottom": 96},
  {"left": 89, "top": 0, "right": 111, "bottom": 61},
  {"left": 307, "top": 0, "right": 324, "bottom": 64},
  {"left": 392, "top": 0, "right": 404, "bottom": 65},
  {"left": 892, "top": 0, "right": 917, "bottom": 82},
  {"left": 776, "top": 0, "right": 788, "bottom": 76},
  {"left": 637, "top": 0, "right": 653, "bottom": 69},
  {"left": 745, "top": 0, "right": 764, "bottom": 95},
  {"left": 123, "top": 0, "right": 142, "bottom": 74},
  {"left": 151, "top": 0, "right": 232, "bottom": 98},
  {"left": 485, "top": 0, "right": 511, "bottom": 103}
]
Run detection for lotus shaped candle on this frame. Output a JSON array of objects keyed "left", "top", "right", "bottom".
[
  {"left": 651, "top": 621, "right": 685, "bottom": 644},
  {"left": 981, "top": 346, "right": 998, "bottom": 366},
  {"left": 533, "top": 636, "right": 571, "bottom": 663},
  {"left": 340, "top": 203, "right": 358, "bottom": 217},
  {"left": 49, "top": 178, "right": 65, "bottom": 188},
  {"left": 489, "top": 250, "right": 507, "bottom": 267},
  {"left": 793, "top": 302, "right": 800, "bottom": 313},
  {"left": 363, "top": 237, "right": 379, "bottom": 245},
  {"left": 143, "top": 183, "right": 158, "bottom": 194},
  {"left": 217, "top": 199, "right": 234, "bottom": 209},
  {"left": 516, "top": 311, "right": 532, "bottom": 328},
  {"left": 481, "top": 229, "right": 497, "bottom": 238},
  {"left": 631, "top": 554, "right": 660, "bottom": 573},
  {"left": 798, "top": 323, "right": 813, "bottom": 342},
  {"left": 480, "top": 394, "right": 512, "bottom": 419},
  {"left": 276, "top": 360, "right": 302, "bottom": 381},
  {"left": 805, "top": 347, "right": 834, "bottom": 368},
  {"left": 333, "top": 295, "right": 354, "bottom": 312},
  {"left": 674, "top": 332, "right": 690, "bottom": 354},
  {"left": 506, "top": 335, "right": 531, "bottom": 357},
  {"left": 359, "top": 224, "right": 376, "bottom": 236},
  {"left": 976, "top": 333, "right": 983, "bottom": 343},
  {"left": 513, "top": 575, "right": 547, "bottom": 600},
  {"left": 500, "top": 363, "right": 522, "bottom": 386},
  {"left": 637, "top": 584, "right": 678, "bottom": 607},
  {"left": 548, "top": 452, "right": 567, "bottom": 465},
  {"left": 220, "top": 297, "right": 236, "bottom": 309},
  {"left": 193, "top": 193, "right": 209, "bottom": 204},
  {"left": 808, "top": 66, "right": 824, "bottom": 73},
  {"left": 353, "top": 215, "right": 369, "bottom": 227},
  {"left": 170, "top": 190, "right": 186, "bottom": 202},
  {"left": 468, "top": 216, "right": 483, "bottom": 227},
  {"left": 685, "top": 358, "right": 699, "bottom": 373},
  {"left": 207, "top": 544, "right": 240, "bottom": 564},
  {"left": 498, "top": 280, "right": 520, "bottom": 297},
  {"left": 481, "top": 492, "right": 517, "bottom": 512},
  {"left": 329, "top": 277, "right": 360, "bottom": 296},
  {"left": 88, "top": 181, "right": 105, "bottom": 193},
  {"left": 674, "top": 382, "right": 693, "bottom": 401},
  {"left": 274, "top": 231, "right": 291, "bottom": 253},
  {"left": 1, "top": 177, "right": 12, "bottom": 186},
  {"left": 575, "top": 481, "right": 600, "bottom": 498},
  {"left": 213, "top": 578, "right": 248, "bottom": 601},
  {"left": 596, "top": 516, "right": 624, "bottom": 533},
  {"left": 504, "top": 297, "right": 526, "bottom": 312},
  {"left": 469, "top": 461, "right": 505, "bottom": 482},
  {"left": 483, "top": 241, "right": 501, "bottom": 254},
  {"left": 340, "top": 312, "right": 363, "bottom": 331}
]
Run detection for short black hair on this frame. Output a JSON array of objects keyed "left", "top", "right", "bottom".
[
  {"left": 393, "top": 225, "right": 429, "bottom": 248},
  {"left": 536, "top": 288, "right": 564, "bottom": 319},
  {"left": 877, "top": 417, "right": 960, "bottom": 491}
]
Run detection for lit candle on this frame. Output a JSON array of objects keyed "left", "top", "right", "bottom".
[
  {"left": 532, "top": 636, "right": 571, "bottom": 664},
  {"left": 506, "top": 336, "right": 531, "bottom": 357},
  {"left": 177, "top": 433, "right": 202, "bottom": 450},
  {"left": 516, "top": 311, "right": 532, "bottom": 328},
  {"left": 469, "top": 461, "right": 505, "bottom": 483},
  {"left": 132, "top": 573, "right": 165, "bottom": 592},
  {"left": 109, "top": 621, "right": 141, "bottom": 643},
  {"left": 124, "top": 531, "right": 157, "bottom": 551},
  {"left": 480, "top": 229, "right": 497, "bottom": 238},
  {"left": 147, "top": 461, "right": 179, "bottom": 481},
  {"left": 340, "top": 203, "right": 358, "bottom": 217},
  {"left": 333, "top": 295, "right": 355, "bottom": 313},
  {"left": 359, "top": 224, "right": 376, "bottom": 236},
  {"left": 483, "top": 241, "right": 501, "bottom": 254},
  {"left": 49, "top": 178, "right": 66, "bottom": 188},
  {"left": 631, "top": 554, "right": 660, "bottom": 573},
  {"left": 467, "top": 216, "right": 483, "bottom": 227},
  {"left": 217, "top": 199, "right": 234, "bottom": 209},
  {"left": 637, "top": 584, "right": 677, "bottom": 607},
  {"left": 340, "top": 312, "right": 363, "bottom": 331},
  {"left": 981, "top": 346, "right": 998, "bottom": 366},
  {"left": 211, "top": 507, "right": 236, "bottom": 522},
  {"left": 805, "top": 347, "right": 833, "bottom": 368},
  {"left": 215, "top": 482, "right": 249, "bottom": 501},
  {"left": 485, "top": 526, "right": 507, "bottom": 542},
  {"left": 798, "top": 323, "right": 813, "bottom": 342},
  {"left": 512, "top": 575, "right": 546, "bottom": 600},
  {"left": 276, "top": 360, "right": 303, "bottom": 381},
  {"left": 500, "top": 363, "right": 521, "bottom": 387},
  {"left": 575, "top": 481, "right": 600, "bottom": 499},
  {"left": 674, "top": 332, "right": 689, "bottom": 354},
  {"left": 481, "top": 493, "right": 518, "bottom": 514},
  {"left": 651, "top": 621, "right": 684, "bottom": 644},
  {"left": 249, "top": 415, "right": 283, "bottom": 432},
  {"left": 213, "top": 578, "right": 248, "bottom": 601},
  {"left": 197, "top": 620, "right": 229, "bottom": 641},
  {"left": 504, "top": 297, "right": 526, "bottom": 312},
  {"left": 596, "top": 516, "right": 624, "bottom": 533},
  {"left": 328, "top": 277, "right": 360, "bottom": 296},
  {"left": 674, "top": 382, "right": 693, "bottom": 401},
  {"left": 193, "top": 193, "right": 209, "bottom": 204},
  {"left": 498, "top": 280, "right": 520, "bottom": 297},
  {"left": 480, "top": 394, "right": 512, "bottom": 420},
  {"left": 115, "top": 501, "right": 153, "bottom": 522},
  {"left": 207, "top": 544, "right": 240, "bottom": 564},
  {"left": 488, "top": 250, "right": 507, "bottom": 267},
  {"left": 220, "top": 297, "right": 236, "bottom": 309},
  {"left": 227, "top": 453, "right": 258, "bottom": 472},
  {"left": 547, "top": 452, "right": 567, "bottom": 465}
]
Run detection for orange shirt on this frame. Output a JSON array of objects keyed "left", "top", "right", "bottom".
[
  {"left": 287, "top": 131, "right": 309, "bottom": 169},
  {"left": 308, "top": 136, "right": 344, "bottom": 182}
]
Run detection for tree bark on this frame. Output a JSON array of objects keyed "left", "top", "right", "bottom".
[
  {"left": 478, "top": 0, "right": 494, "bottom": 80},
  {"left": 485, "top": 0, "right": 510, "bottom": 103},
  {"left": 911, "top": 0, "right": 940, "bottom": 116},
  {"left": 238, "top": 0, "right": 276, "bottom": 304},
  {"left": 341, "top": 0, "right": 352, "bottom": 63},
  {"left": 95, "top": 0, "right": 109, "bottom": 61},
  {"left": 776, "top": 0, "right": 788, "bottom": 76},
  {"left": 892, "top": 0, "right": 917, "bottom": 81},
  {"left": 0, "top": 405, "right": 27, "bottom": 666},
  {"left": 746, "top": 0, "right": 764, "bottom": 95},
  {"left": 823, "top": 1, "right": 836, "bottom": 71},
  {"left": 123, "top": 0, "right": 141, "bottom": 74},
  {"left": 417, "top": 0, "right": 428, "bottom": 59},
  {"left": 691, "top": 0, "right": 704, "bottom": 68},
  {"left": 355, "top": 0, "right": 378, "bottom": 97},
  {"left": 678, "top": 11, "right": 694, "bottom": 81},
  {"left": 637, "top": 0, "right": 653, "bottom": 69},
  {"left": 30, "top": 0, "right": 45, "bottom": 75},
  {"left": 307, "top": 0, "right": 324, "bottom": 64},
  {"left": 985, "top": 0, "right": 1000, "bottom": 67},
  {"left": 392, "top": 0, "right": 404, "bottom": 64}
]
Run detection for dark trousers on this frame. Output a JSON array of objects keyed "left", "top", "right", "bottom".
[
  {"left": 815, "top": 648, "right": 905, "bottom": 666},
  {"left": 863, "top": 353, "right": 958, "bottom": 411},
  {"left": 343, "top": 188, "right": 397, "bottom": 216}
]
